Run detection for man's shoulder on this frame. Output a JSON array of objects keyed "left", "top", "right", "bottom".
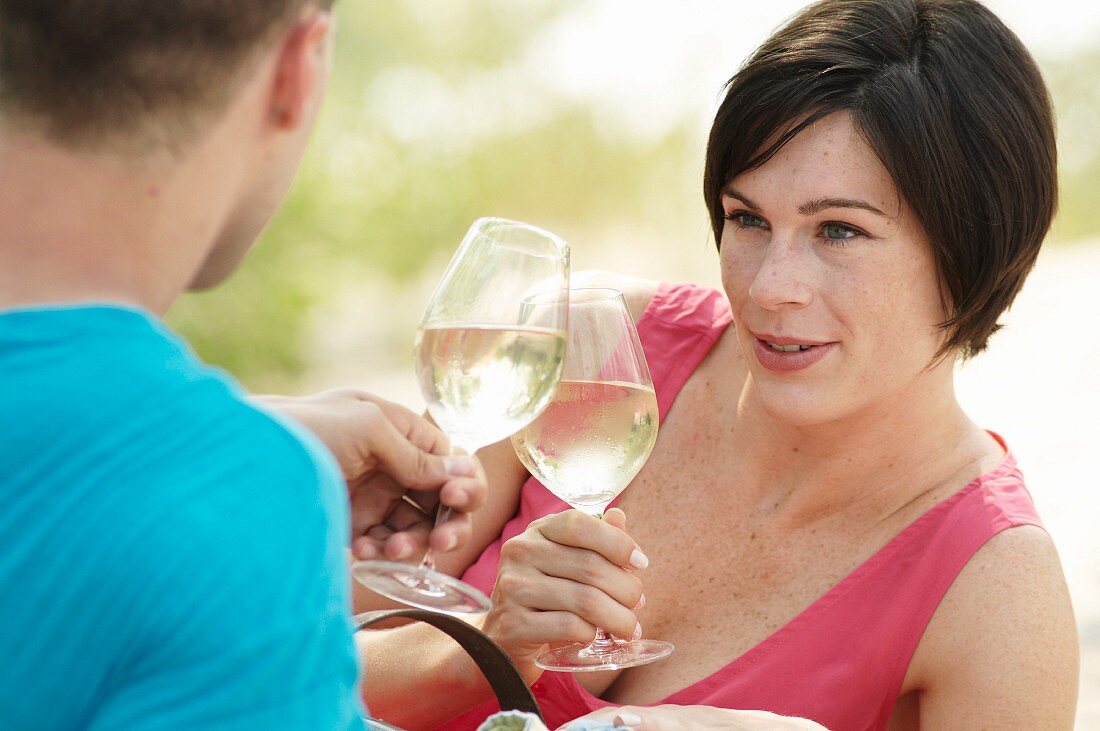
[
  {"left": 84, "top": 399, "right": 350, "bottom": 636},
  {"left": 135, "top": 398, "right": 346, "bottom": 546},
  {"left": 1, "top": 316, "right": 346, "bottom": 550},
  {"left": 4, "top": 309, "right": 337, "bottom": 484},
  {"left": 75, "top": 397, "right": 344, "bottom": 571},
  {"left": 0, "top": 305, "right": 348, "bottom": 566},
  {"left": 1, "top": 304, "right": 245, "bottom": 435}
]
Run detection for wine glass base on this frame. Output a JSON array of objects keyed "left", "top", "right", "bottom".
[
  {"left": 535, "top": 638, "right": 674, "bottom": 672},
  {"left": 351, "top": 560, "right": 492, "bottom": 615}
]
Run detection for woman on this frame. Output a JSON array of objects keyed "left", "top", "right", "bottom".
[{"left": 358, "top": 1, "right": 1078, "bottom": 728}]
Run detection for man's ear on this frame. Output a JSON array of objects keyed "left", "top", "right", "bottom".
[{"left": 268, "top": 9, "right": 333, "bottom": 130}]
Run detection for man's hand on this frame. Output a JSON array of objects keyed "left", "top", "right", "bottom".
[{"left": 255, "top": 389, "right": 487, "bottom": 561}]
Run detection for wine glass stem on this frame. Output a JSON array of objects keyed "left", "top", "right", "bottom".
[
  {"left": 417, "top": 505, "right": 452, "bottom": 571},
  {"left": 589, "top": 627, "right": 618, "bottom": 655},
  {"left": 417, "top": 438, "right": 477, "bottom": 572},
  {"left": 584, "top": 509, "right": 619, "bottom": 655}
]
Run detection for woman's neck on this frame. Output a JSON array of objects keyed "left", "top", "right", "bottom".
[{"left": 727, "top": 360, "right": 997, "bottom": 530}]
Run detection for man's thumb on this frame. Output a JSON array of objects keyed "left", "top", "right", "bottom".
[{"left": 373, "top": 419, "right": 476, "bottom": 489}]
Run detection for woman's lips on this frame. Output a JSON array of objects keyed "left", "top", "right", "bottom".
[{"left": 752, "top": 336, "right": 836, "bottom": 372}]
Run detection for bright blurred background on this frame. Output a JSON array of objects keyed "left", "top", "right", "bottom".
[{"left": 166, "top": 1, "right": 1100, "bottom": 724}]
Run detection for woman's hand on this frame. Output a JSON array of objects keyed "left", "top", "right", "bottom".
[
  {"left": 481, "top": 507, "right": 648, "bottom": 683},
  {"left": 563, "top": 705, "right": 829, "bottom": 730}
]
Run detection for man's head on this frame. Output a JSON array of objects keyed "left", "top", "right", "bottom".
[
  {"left": 0, "top": 0, "right": 336, "bottom": 288},
  {"left": 0, "top": 0, "right": 336, "bottom": 152}
]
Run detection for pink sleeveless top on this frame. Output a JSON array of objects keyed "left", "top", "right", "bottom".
[{"left": 437, "top": 282, "right": 1042, "bottom": 731}]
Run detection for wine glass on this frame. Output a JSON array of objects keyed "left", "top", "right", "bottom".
[
  {"left": 511, "top": 288, "right": 673, "bottom": 670},
  {"left": 352, "top": 217, "right": 570, "bottom": 614}
]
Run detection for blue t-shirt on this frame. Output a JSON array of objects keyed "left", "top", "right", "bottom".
[{"left": 0, "top": 304, "right": 362, "bottom": 729}]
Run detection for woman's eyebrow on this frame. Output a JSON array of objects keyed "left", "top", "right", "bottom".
[
  {"left": 721, "top": 186, "right": 761, "bottom": 210},
  {"left": 723, "top": 187, "right": 891, "bottom": 219},
  {"left": 798, "top": 197, "right": 890, "bottom": 218}
]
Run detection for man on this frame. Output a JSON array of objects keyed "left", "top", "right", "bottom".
[{"left": 0, "top": 1, "right": 484, "bottom": 727}]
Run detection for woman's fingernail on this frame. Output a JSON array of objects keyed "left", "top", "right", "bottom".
[
  {"left": 440, "top": 533, "right": 458, "bottom": 552},
  {"left": 634, "top": 593, "right": 646, "bottom": 610},
  {"left": 628, "top": 547, "right": 649, "bottom": 570},
  {"left": 632, "top": 622, "right": 643, "bottom": 640},
  {"left": 443, "top": 456, "right": 476, "bottom": 476},
  {"left": 392, "top": 543, "right": 413, "bottom": 560},
  {"left": 614, "top": 712, "right": 642, "bottom": 727}
]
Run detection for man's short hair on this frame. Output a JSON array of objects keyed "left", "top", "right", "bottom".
[
  {"left": 1, "top": 1, "right": 328, "bottom": 153},
  {"left": 703, "top": 0, "right": 1057, "bottom": 359}
]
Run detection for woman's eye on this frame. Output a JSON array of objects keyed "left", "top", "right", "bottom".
[
  {"left": 726, "top": 212, "right": 766, "bottom": 229},
  {"left": 823, "top": 223, "right": 859, "bottom": 244}
]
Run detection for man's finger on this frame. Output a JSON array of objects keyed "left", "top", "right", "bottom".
[
  {"left": 374, "top": 399, "right": 452, "bottom": 457},
  {"left": 348, "top": 473, "right": 407, "bottom": 536},
  {"left": 438, "top": 474, "right": 488, "bottom": 513},
  {"left": 366, "top": 408, "right": 476, "bottom": 488},
  {"left": 428, "top": 510, "right": 473, "bottom": 554},
  {"left": 384, "top": 523, "right": 431, "bottom": 561},
  {"left": 351, "top": 535, "right": 383, "bottom": 560}
]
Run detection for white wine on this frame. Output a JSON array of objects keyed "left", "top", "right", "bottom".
[
  {"left": 416, "top": 324, "right": 566, "bottom": 452},
  {"left": 512, "top": 380, "right": 658, "bottom": 513}
]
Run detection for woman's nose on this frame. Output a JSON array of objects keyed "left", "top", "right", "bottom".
[{"left": 746, "top": 236, "right": 814, "bottom": 311}]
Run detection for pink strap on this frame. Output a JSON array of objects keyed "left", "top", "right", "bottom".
[
  {"left": 635, "top": 282, "right": 732, "bottom": 418},
  {"left": 446, "top": 284, "right": 1045, "bottom": 731},
  {"left": 536, "top": 444, "right": 1043, "bottom": 731}
]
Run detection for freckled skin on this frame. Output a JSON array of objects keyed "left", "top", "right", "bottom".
[
  {"left": 719, "top": 112, "right": 947, "bottom": 428},
  {"left": 417, "top": 115, "right": 1075, "bottom": 731}
]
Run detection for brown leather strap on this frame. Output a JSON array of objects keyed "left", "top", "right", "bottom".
[{"left": 355, "top": 609, "right": 542, "bottom": 718}]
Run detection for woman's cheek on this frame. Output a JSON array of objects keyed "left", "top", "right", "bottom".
[{"left": 719, "top": 237, "right": 755, "bottom": 306}]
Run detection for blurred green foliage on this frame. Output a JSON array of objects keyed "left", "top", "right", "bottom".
[
  {"left": 167, "top": 1, "right": 1100, "bottom": 392},
  {"left": 168, "top": 0, "right": 696, "bottom": 391}
]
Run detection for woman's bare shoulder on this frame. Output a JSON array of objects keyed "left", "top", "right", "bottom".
[
  {"left": 570, "top": 269, "right": 662, "bottom": 325},
  {"left": 907, "top": 525, "right": 1078, "bottom": 727}
]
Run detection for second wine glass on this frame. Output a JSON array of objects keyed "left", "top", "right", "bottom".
[
  {"left": 511, "top": 287, "right": 674, "bottom": 670},
  {"left": 352, "top": 217, "right": 570, "bottom": 614}
]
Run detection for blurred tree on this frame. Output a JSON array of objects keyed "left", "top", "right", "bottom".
[
  {"left": 167, "top": 0, "right": 697, "bottom": 391},
  {"left": 168, "top": 2, "right": 1099, "bottom": 393}
]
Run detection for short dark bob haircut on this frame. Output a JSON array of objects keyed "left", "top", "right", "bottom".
[{"left": 704, "top": 0, "right": 1057, "bottom": 358}]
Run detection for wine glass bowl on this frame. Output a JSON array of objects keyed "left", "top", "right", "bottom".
[
  {"left": 352, "top": 218, "right": 569, "bottom": 615},
  {"left": 416, "top": 218, "right": 570, "bottom": 455},
  {"left": 511, "top": 379, "right": 657, "bottom": 515},
  {"left": 511, "top": 287, "right": 673, "bottom": 670},
  {"left": 415, "top": 322, "right": 566, "bottom": 456}
]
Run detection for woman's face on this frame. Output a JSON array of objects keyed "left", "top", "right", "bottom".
[{"left": 719, "top": 111, "right": 949, "bottom": 427}]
